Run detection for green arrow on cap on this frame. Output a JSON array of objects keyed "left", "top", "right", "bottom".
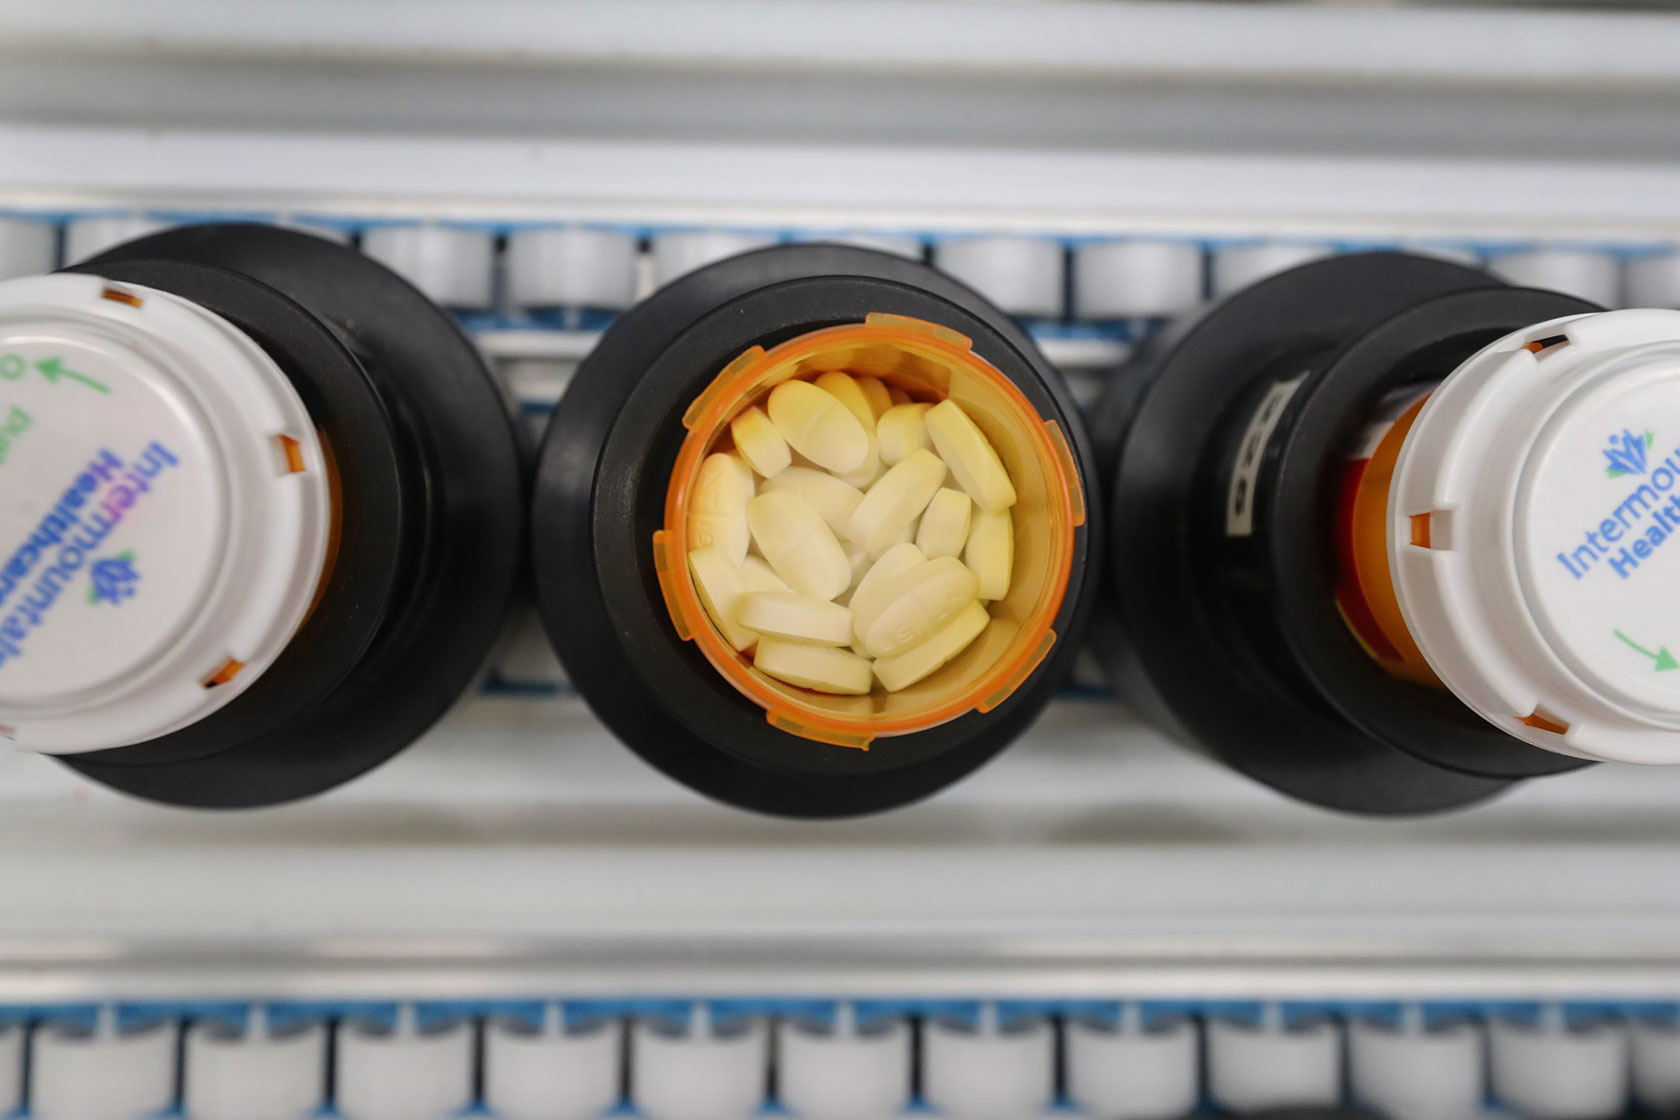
[
  {"left": 34, "top": 356, "right": 109, "bottom": 394},
  {"left": 1614, "top": 630, "right": 1680, "bottom": 672}
]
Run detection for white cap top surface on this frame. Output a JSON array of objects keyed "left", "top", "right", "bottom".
[
  {"left": 0, "top": 274, "right": 330, "bottom": 754},
  {"left": 1519, "top": 355, "right": 1680, "bottom": 721},
  {"left": 1392, "top": 308, "right": 1680, "bottom": 763}
]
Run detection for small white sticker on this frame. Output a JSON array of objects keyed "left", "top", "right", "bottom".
[{"left": 1225, "top": 375, "right": 1305, "bottom": 537}]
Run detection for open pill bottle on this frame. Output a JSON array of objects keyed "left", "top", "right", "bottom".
[
  {"left": 0, "top": 224, "right": 522, "bottom": 807},
  {"left": 532, "top": 244, "right": 1098, "bottom": 817},
  {"left": 1089, "top": 250, "right": 1676, "bottom": 815}
]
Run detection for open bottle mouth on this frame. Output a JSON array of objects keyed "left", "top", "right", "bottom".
[{"left": 655, "top": 313, "right": 1084, "bottom": 749}]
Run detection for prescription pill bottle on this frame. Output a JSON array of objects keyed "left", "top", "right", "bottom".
[
  {"left": 1090, "top": 250, "right": 1649, "bottom": 815},
  {"left": 531, "top": 244, "right": 1098, "bottom": 817},
  {"left": 0, "top": 224, "right": 522, "bottom": 807}
]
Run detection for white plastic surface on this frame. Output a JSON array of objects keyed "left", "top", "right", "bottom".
[
  {"left": 921, "top": 1008, "right": 1055, "bottom": 1120},
  {"left": 336, "top": 1007, "right": 475, "bottom": 1120},
  {"left": 652, "top": 231, "right": 776, "bottom": 286},
  {"left": 0, "top": 217, "right": 56, "bottom": 281},
  {"left": 777, "top": 1006, "right": 911, "bottom": 1120},
  {"left": 1488, "top": 248, "right": 1622, "bottom": 308},
  {"left": 1065, "top": 1010, "right": 1199, "bottom": 1120},
  {"left": 1391, "top": 309, "right": 1680, "bottom": 763},
  {"left": 484, "top": 1006, "right": 621, "bottom": 1120},
  {"left": 0, "top": 1022, "right": 18, "bottom": 1118},
  {"left": 31, "top": 1010, "right": 176, "bottom": 1120},
  {"left": 62, "top": 215, "right": 167, "bottom": 264},
  {"left": 1488, "top": 1014, "right": 1628, "bottom": 1120},
  {"left": 361, "top": 223, "right": 496, "bottom": 309},
  {"left": 794, "top": 231, "right": 923, "bottom": 260},
  {"left": 505, "top": 227, "right": 640, "bottom": 310},
  {"left": 23, "top": 0, "right": 1680, "bottom": 127},
  {"left": 0, "top": 274, "right": 331, "bottom": 753},
  {"left": 1348, "top": 1014, "right": 1485, "bottom": 1120},
  {"left": 1205, "top": 1011, "right": 1341, "bottom": 1113},
  {"left": 1626, "top": 1020, "right": 1680, "bottom": 1114},
  {"left": 275, "top": 218, "right": 352, "bottom": 245},
  {"left": 184, "top": 1009, "right": 326, "bottom": 1120},
  {"left": 1633, "top": 1019, "right": 1680, "bottom": 1112},
  {"left": 631, "top": 1008, "right": 766, "bottom": 1120},
  {"left": 933, "top": 236, "right": 1065, "bottom": 319},
  {"left": 1073, "top": 240, "right": 1205, "bottom": 320},
  {"left": 1627, "top": 252, "right": 1680, "bottom": 310},
  {"left": 1210, "top": 241, "right": 1334, "bottom": 297},
  {"left": 1402, "top": 242, "right": 1485, "bottom": 269}
]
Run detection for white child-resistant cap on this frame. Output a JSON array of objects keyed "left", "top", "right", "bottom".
[
  {"left": 1392, "top": 308, "right": 1680, "bottom": 763},
  {"left": 0, "top": 273, "right": 331, "bottom": 754}
]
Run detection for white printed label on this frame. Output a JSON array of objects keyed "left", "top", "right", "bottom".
[{"left": 1225, "top": 375, "right": 1305, "bottom": 537}]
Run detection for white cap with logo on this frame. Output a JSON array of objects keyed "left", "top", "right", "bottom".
[
  {"left": 0, "top": 274, "right": 331, "bottom": 754},
  {"left": 1392, "top": 309, "right": 1680, "bottom": 763}
]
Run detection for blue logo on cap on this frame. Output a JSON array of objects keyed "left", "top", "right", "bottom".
[
  {"left": 1606, "top": 429, "right": 1655, "bottom": 479},
  {"left": 88, "top": 551, "right": 140, "bottom": 606}
]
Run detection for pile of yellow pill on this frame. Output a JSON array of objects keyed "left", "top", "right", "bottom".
[{"left": 685, "top": 372, "right": 1018, "bottom": 696}]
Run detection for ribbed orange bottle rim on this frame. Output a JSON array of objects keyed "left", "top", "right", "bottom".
[
  {"left": 1334, "top": 389, "right": 1444, "bottom": 689},
  {"left": 652, "top": 314, "right": 1083, "bottom": 750}
]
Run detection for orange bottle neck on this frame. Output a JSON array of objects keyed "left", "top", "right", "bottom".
[{"left": 1332, "top": 386, "right": 1445, "bottom": 689}]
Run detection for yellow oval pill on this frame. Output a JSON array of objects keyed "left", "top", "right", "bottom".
[
  {"left": 841, "top": 539, "right": 870, "bottom": 598},
  {"left": 845, "top": 448, "right": 947, "bottom": 553},
  {"left": 965, "top": 508, "right": 1013, "bottom": 601},
  {"left": 767, "top": 379, "right": 871, "bottom": 474},
  {"left": 687, "top": 452, "right": 754, "bottom": 564},
  {"left": 848, "top": 542, "right": 928, "bottom": 644},
  {"left": 862, "top": 556, "right": 980, "bottom": 659},
  {"left": 815, "top": 372, "right": 878, "bottom": 432},
  {"left": 746, "top": 489, "right": 853, "bottom": 602},
  {"left": 811, "top": 374, "right": 882, "bottom": 491},
  {"left": 869, "top": 519, "right": 917, "bottom": 559},
  {"left": 740, "top": 555, "right": 791, "bottom": 594},
  {"left": 739, "top": 591, "right": 854, "bottom": 646},
  {"left": 877, "top": 403, "right": 930, "bottom": 466},
  {"left": 924, "top": 399, "right": 1017, "bottom": 513},
  {"left": 873, "top": 600, "right": 991, "bottom": 692},
  {"left": 816, "top": 374, "right": 885, "bottom": 489},
  {"left": 688, "top": 544, "right": 756, "bottom": 651},
  {"left": 916, "top": 487, "right": 973, "bottom": 560},
  {"left": 731, "top": 405, "right": 792, "bottom": 478},
  {"left": 761, "top": 466, "right": 864, "bottom": 535},
  {"left": 838, "top": 440, "right": 883, "bottom": 490},
  {"left": 855, "top": 376, "right": 893, "bottom": 420},
  {"left": 755, "top": 639, "right": 874, "bottom": 695}
]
